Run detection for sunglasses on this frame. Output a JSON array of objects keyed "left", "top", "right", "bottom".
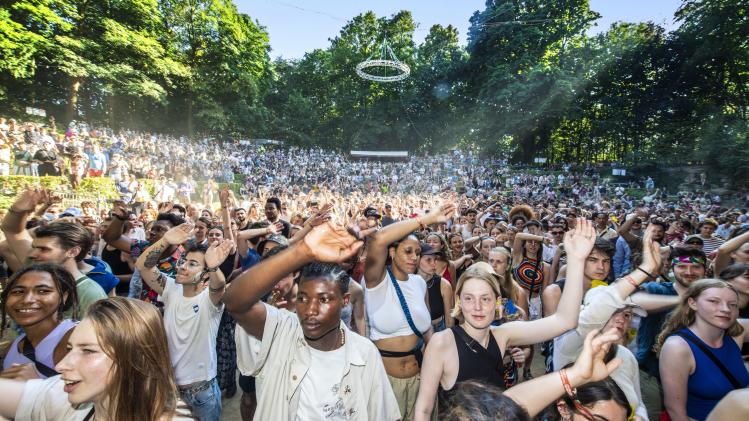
[{"left": 551, "top": 231, "right": 564, "bottom": 235}]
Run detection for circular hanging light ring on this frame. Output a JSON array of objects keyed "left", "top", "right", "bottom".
[{"left": 356, "top": 59, "right": 410, "bottom": 82}]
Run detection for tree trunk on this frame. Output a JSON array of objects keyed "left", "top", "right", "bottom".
[
  {"left": 187, "top": 92, "right": 194, "bottom": 138},
  {"left": 67, "top": 78, "right": 82, "bottom": 124}
]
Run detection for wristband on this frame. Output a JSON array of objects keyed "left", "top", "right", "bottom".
[
  {"left": 559, "top": 368, "right": 576, "bottom": 397},
  {"left": 622, "top": 274, "right": 639, "bottom": 289},
  {"left": 204, "top": 266, "right": 219, "bottom": 273},
  {"left": 636, "top": 267, "right": 655, "bottom": 279}
]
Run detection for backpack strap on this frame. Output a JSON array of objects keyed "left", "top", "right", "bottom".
[{"left": 21, "top": 337, "right": 59, "bottom": 378}]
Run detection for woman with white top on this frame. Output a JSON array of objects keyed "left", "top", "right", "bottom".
[
  {"left": 1, "top": 264, "right": 78, "bottom": 381},
  {"left": 364, "top": 203, "right": 454, "bottom": 420},
  {"left": 0, "top": 297, "right": 194, "bottom": 421}
]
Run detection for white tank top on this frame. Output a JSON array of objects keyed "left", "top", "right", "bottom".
[{"left": 365, "top": 271, "right": 431, "bottom": 341}]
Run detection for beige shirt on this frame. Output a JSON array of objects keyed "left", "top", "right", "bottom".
[
  {"left": 554, "top": 285, "right": 649, "bottom": 420},
  {"left": 235, "top": 303, "right": 401, "bottom": 421}
]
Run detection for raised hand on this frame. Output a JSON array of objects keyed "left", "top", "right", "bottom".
[
  {"left": 163, "top": 223, "right": 194, "bottom": 246},
  {"left": 640, "top": 224, "right": 662, "bottom": 276},
  {"left": 307, "top": 203, "right": 333, "bottom": 227},
  {"left": 205, "top": 238, "right": 234, "bottom": 269},
  {"left": 219, "top": 187, "right": 231, "bottom": 207},
  {"left": 566, "top": 329, "right": 622, "bottom": 387},
  {"left": 302, "top": 221, "right": 364, "bottom": 263},
  {"left": 11, "top": 187, "right": 49, "bottom": 213},
  {"left": 562, "top": 218, "right": 596, "bottom": 260},
  {"left": 158, "top": 201, "right": 174, "bottom": 213},
  {"left": 111, "top": 200, "right": 128, "bottom": 220},
  {"left": 425, "top": 203, "right": 456, "bottom": 225}
]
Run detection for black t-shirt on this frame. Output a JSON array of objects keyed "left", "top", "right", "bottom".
[{"left": 268, "top": 218, "right": 291, "bottom": 238}]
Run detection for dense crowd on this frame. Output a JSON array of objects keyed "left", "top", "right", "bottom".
[{"left": 0, "top": 116, "right": 749, "bottom": 421}]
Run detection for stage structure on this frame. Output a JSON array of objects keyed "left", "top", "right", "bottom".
[{"left": 356, "top": 36, "right": 410, "bottom": 83}]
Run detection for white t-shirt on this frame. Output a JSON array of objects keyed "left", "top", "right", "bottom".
[
  {"left": 161, "top": 276, "right": 223, "bottom": 385},
  {"left": 295, "top": 346, "right": 347, "bottom": 421},
  {"left": 16, "top": 376, "right": 194, "bottom": 421}
]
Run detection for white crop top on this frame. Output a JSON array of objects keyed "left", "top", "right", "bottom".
[{"left": 365, "top": 272, "right": 431, "bottom": 341}]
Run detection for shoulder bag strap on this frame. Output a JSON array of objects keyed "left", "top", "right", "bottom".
[
  {"left": 21, "top": 337, "right": 60, "bottom": 378},
  {"left": 674, "top": 331, "right": 741, "bottom": 389},
  {"left": 386, "top": 266, "right": 424, "bottom": 341}
]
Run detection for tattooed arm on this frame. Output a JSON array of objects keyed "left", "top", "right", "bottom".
[
  {"left": 134, "top": 238, "right": 170, "bottom": 295},
  {"left": 134, "top": 223, "right": 195, "bottom": 295}
]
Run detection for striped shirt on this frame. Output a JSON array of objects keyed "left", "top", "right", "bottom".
[{"left": 700, "top": 235, "right": 724, "bottom": 255}]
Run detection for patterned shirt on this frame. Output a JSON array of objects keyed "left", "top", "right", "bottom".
[{"left": 130, "top": 239, "right": 184, "bottom": 308}]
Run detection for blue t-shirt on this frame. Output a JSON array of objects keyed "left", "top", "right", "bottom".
[
  {"left": 239, "top": 249, "right": 261, "bottom": 271},
  {"left": 636, "top": 281, "right": 677, "bottom": 376},
  {"left": 84, "top": 257, "right": 119, "bottom": 295}
]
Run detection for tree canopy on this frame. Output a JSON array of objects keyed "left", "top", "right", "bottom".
[{"left": 1, "top": 0, "right": 747, "bottom": 183}]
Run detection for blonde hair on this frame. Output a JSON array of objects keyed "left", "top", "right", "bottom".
[
  {"left": 451, "top": 262, "right": 503, "bottom": 321},
  {"left": 87, "top": 298, "right": 187, "bottom": 421},
  {"left": 489, "top": 247, "right": 521, "bottom": 305},
  {"left": 655, "top": 279, "right": 744, "bottom": 354}
]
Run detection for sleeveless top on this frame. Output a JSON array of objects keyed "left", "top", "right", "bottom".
[
  {"left": 513, "top": 256, "right": 544, "bottom": 294},
  {"left": 438, "top": 325, "right": 505, "bottom": 409},
  {"left": 740, "top": 305, "right": 749, "bottom": 359},
  {"left": 100, "top": 246, "right": 131, "bottom": 275},
  {"left": 426, "top": 275, "right": 445, "bottom": 321},
  {"left": 677, "top": 328, "right": 749, "bottom": 420},
  {"left": 365, "top": 272, "right": 431, "bottom": 341},
  {"left": 441, "top": 265, "right": 453, "bottom": 284},
  {"left": 4, "top": 319, "right": 78, "bottom": 378}
]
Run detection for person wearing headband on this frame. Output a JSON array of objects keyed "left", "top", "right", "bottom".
[{"left": 634, "top": 246, "right": 707, "bottom": 420}]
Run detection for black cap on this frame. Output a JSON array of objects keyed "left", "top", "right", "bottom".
[
  {"left": 258, "top": 234, "right": 289, "bottom": 256},
  {"left": 419, "top": 242, "right": 439, "bottom": 256},
  {"left": 364, "top": 206, "right": 381, "bottom": 219}
]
